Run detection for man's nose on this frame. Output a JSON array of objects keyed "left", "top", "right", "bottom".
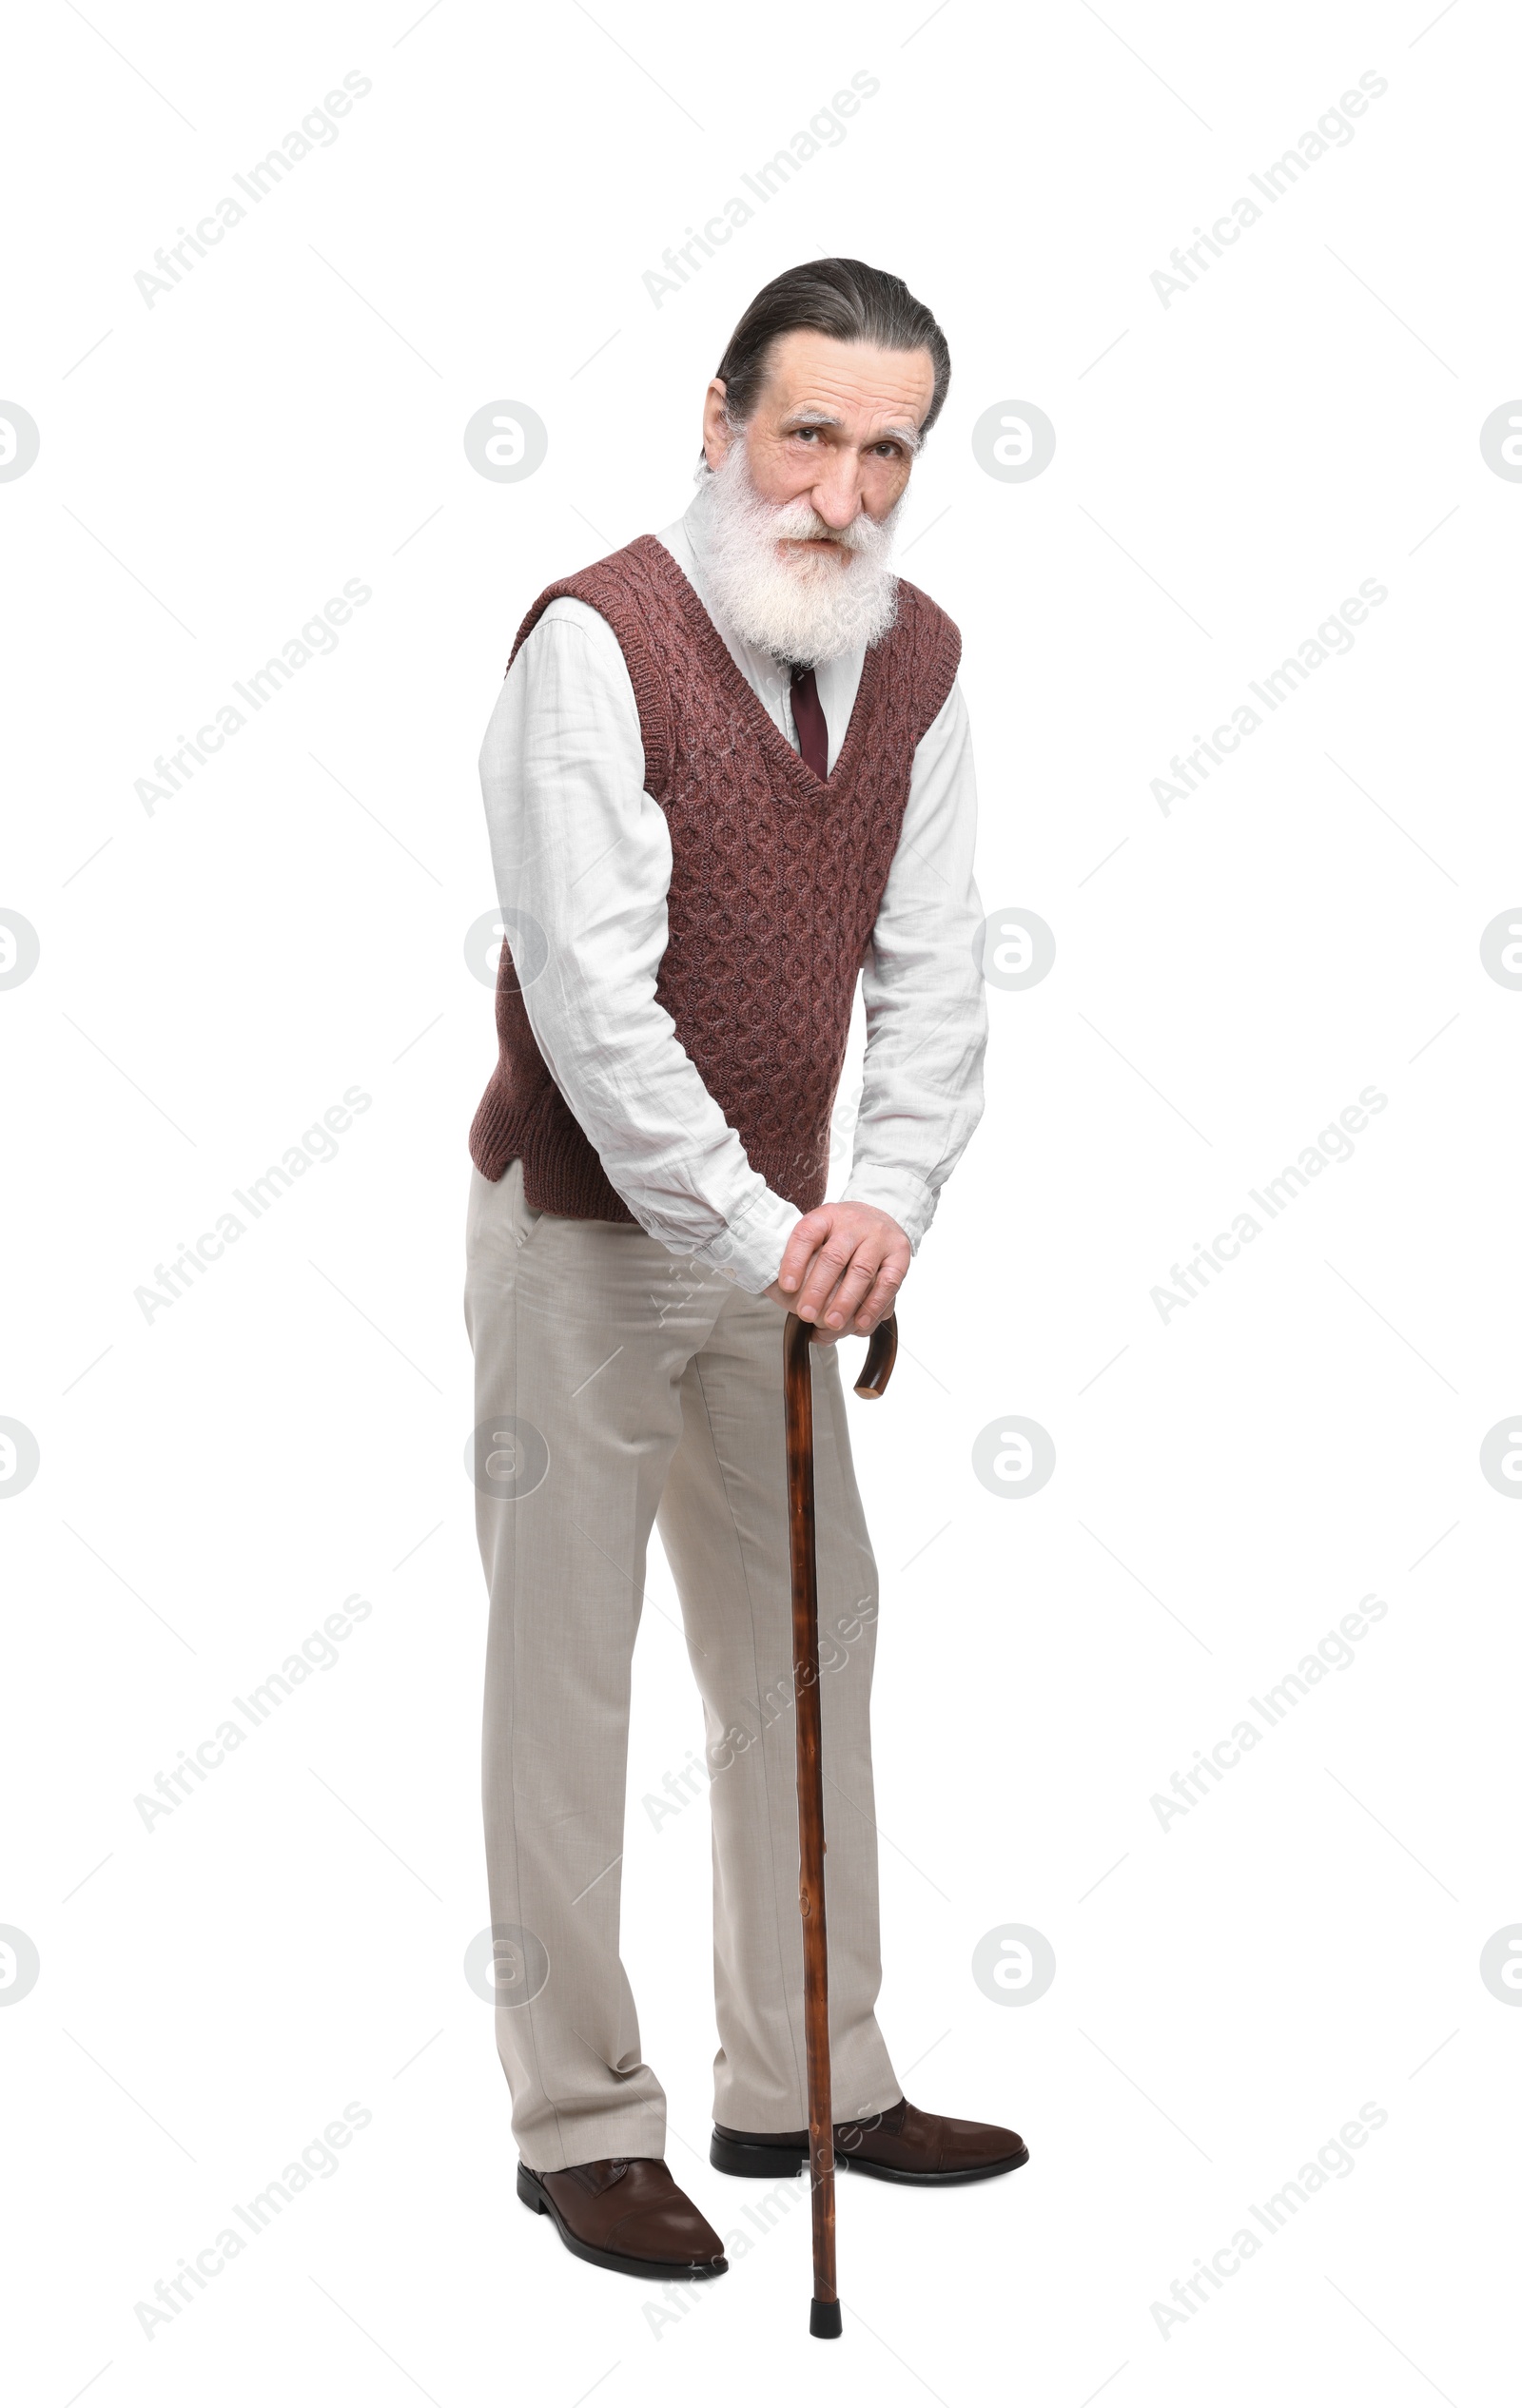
[{"left": 808, "top": 456, "right": 867, "bottom": 530}]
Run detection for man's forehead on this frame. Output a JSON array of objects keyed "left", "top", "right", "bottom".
[{"left": 759, "top": 331, "right": 935, "bottom": 431}]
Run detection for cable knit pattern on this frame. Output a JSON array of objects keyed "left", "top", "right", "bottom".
[{"left": 468, "top": 534, "right": 962, "bottom": 1223}]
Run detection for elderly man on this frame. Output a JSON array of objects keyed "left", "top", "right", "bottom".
[{"left": 464, "top": 258, "right": 1026, "bottom": 2284}]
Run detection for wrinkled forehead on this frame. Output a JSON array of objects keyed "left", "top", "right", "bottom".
[{"left": 751, "top": 330, "right": 935, "bottom": 444}]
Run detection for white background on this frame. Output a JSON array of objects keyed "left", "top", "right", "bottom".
[{"left": 4, "top": 2, "right": 1518, "bottom": 2401}]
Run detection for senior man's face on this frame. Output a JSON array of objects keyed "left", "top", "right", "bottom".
[{"left": 702, "top": 330, "right": 934, "bottom": 567}]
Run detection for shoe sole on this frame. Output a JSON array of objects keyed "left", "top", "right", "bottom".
[
  {"left": 709, "top": 2132, "right": 1030, "bottom": 2185},
  {"left": 516, "top": 2164, "right": 728, "bottom": 2279}
]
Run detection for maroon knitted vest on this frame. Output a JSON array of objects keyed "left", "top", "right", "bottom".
[{"left": 468, "top": 533, "right": 961, "bottom": 1222}]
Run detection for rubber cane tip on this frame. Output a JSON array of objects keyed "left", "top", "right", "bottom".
[{"left": 810, "top": 2299, "right": 844, "bottom": 2340}]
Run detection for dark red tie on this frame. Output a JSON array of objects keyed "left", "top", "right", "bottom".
[{"left": 790, "top": 664, "right": 829, "bottom": 781}]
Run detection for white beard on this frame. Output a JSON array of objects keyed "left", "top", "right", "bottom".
[{"left": 688, "top": 435, "right": 904, "bottom": 667}]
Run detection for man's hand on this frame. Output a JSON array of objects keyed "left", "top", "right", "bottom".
[{"left": 763, "top": 1201, "right": 909, "bottom": 1342}]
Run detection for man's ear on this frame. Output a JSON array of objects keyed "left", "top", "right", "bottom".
[{"left": 702, "top": 378, "right": 733, "bottom": 472}]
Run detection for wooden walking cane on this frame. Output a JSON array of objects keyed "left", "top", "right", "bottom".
[{"left": 783, "top": 1307, "right": 898, "bottom": 2341}]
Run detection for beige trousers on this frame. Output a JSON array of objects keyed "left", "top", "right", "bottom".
[{"left": 463, "top": 1157, "right": 901, "bottom": 2173}]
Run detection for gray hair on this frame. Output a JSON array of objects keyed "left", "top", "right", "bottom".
[{"left": 709, "top": 257, "right": 950, "bottom": 439}]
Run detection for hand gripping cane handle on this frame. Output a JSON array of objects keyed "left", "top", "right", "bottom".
[{"left": 782, "top": 1308, "right": 898, "bottom": 2340}]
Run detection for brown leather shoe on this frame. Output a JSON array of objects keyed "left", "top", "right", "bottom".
[
  {"left": 517, "top": 2157, "right": 728, "bottom": 2278},
  {"left": 711, "top": 2096, "right": 1028, "bottom": 2186}
]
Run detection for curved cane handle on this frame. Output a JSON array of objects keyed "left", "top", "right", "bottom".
[
  {"left": 851, "top": 1311, "right": 897, "bottom": 1401},
  {"left": 787, "top": 1310, "right": 898, "bottom": 1400}
]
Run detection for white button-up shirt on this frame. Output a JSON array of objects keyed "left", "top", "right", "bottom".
[{"left": 477, "top": 492, "right": 988, "bottom": 1295}]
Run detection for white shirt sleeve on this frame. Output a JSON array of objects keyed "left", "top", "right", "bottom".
[
  {"left": 478, "top": 597, "right": 802, "bottom": 1293},
  {"left": 839, "top": 678, "right": 989, "bottom": 1251}
]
